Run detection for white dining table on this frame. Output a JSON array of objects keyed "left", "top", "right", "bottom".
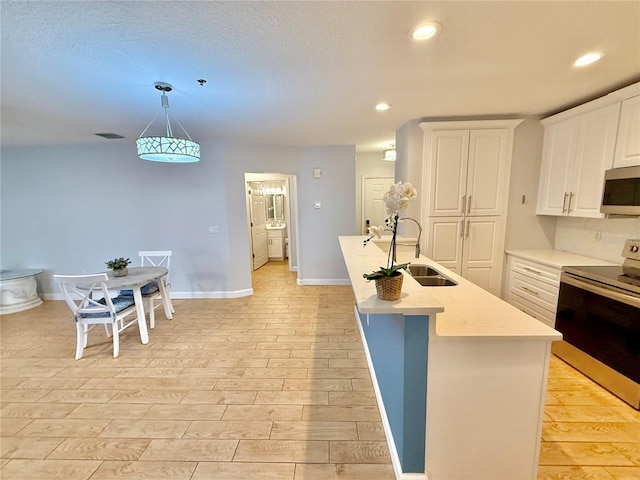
[{"left": 100, "top": 266, "right": 171, "bottom": 344}]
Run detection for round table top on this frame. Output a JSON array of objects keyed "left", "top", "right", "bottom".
[{"left": 0, "top": 269, "right": 43, "bottom": 281}]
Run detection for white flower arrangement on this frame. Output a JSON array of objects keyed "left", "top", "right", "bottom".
[{"left": 363, "top": 181, "right": 417, "bottom": 280}]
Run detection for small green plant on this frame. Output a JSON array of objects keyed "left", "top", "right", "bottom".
[
  {"left": 363, "top": 262, "right": 410, "bottom": 281},
  {"left": 105, "top": 257, "right": 131, "bottom": 270}
]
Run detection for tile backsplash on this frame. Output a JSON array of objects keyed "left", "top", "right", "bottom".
[{"left": 554, "top": 216, "right": 640, "bottom": 264}]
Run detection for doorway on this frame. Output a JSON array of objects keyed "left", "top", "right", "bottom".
[
  {"left": 245, "top": 173, "right": 298, "bottom": 280},
  {"left": 362, "top": 176, "right": 395, "bottom": 234}
]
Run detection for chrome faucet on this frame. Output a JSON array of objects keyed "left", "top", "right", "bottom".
[{"left": 399, "top": 217, "right": 423, "bottom": 258}]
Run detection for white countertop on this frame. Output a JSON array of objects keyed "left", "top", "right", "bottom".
[
  {"left": 340, "top": 236, "right": 562, "bottom": 341},
  {"left": 505, "top": 249, "right": 618, "bottom": 269}
]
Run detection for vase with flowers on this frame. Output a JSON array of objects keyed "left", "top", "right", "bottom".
[{"left": 363, "top": 181, "right": 418, "bottom": 300}]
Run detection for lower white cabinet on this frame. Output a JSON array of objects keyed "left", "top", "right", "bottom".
[
  {"left": 427, "top": 216, "right": 504, "bottom": 295},
  {"left": 506, "top": 255, "right": 561, "bottom": 328},
  {"left": 267, "top": 228, "right": 285, "bottom": 260}
]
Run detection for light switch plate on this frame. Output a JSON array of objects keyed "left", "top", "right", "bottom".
[{"left": 313, "top": 168, "right": 322, "bottom": 179}]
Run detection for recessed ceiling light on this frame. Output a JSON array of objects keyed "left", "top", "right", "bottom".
[
  {"left": 375, "top": 103, "right": 391, "bottom": 111},
  {"left": 574, "top": 52, "right": 603, "bottom": 67},
  {"left": 411, "top": 21, "right": 442, "bottom": 41}
]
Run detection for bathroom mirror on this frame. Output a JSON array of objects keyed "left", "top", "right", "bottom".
[{"left": 266, "top": 194, "right": 285, "bottom": 222}]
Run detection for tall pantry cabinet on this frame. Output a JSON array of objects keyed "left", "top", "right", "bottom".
[{"left": 420, "top": 120, "right": 523, "bottom": 296}]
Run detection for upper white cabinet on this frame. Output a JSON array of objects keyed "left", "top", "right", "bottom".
[
  {"left": 537, "top": 82, "right": 640, "bottom": 217},
  {"left": 427, "top": 128, "right": 512, "bottom": 217},
  {"left": 536, "top": 103, "right": 620, "bottom": 217},
  {"left": 613, "top": 95, "right": 640, "bottom": 168}
]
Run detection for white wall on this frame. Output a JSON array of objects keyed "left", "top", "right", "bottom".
[
  {"left": 395, "top": 120, "right": 423, "bottom": 241},
  {"left": 354, "top": 152, "right": 395, "bottom": 234},
  {"left": 504, "top": 117, "right": 556, "bottom": 250},
  {"left": 0, "top": 140, "right": 356, "bottom": 296},
  {"left": 297, "top": 145, "right": 357, "bottom": 284}
]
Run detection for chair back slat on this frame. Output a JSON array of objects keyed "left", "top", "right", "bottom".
[
  {"left": 139, "top": 250, "right": 172, "bottom": 284},
  {"left": 53, "top": 273, "right": 113, "bottom": 319}
]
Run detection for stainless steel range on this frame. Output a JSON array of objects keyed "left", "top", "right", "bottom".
[{"left": 554, "top": 239, "right": 640, "bottom": 409}]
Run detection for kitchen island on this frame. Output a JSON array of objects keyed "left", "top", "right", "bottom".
[{"left": 339, "top": 236, "right": 562, "bottom": 480}]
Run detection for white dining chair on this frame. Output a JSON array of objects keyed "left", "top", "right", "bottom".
[
  {"left": 54, "top": 273, "right": 140, "bottom": 359},
  {"left": 120, "top": 250, "right": 174, "bottom": 329}
]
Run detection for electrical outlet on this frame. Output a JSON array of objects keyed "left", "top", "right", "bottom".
[
  {"left": 208, "top": 225, "right": 219, "bottom": 234},
  {"left": 594, "top": 231, "right": 601, "bottom": 241}
]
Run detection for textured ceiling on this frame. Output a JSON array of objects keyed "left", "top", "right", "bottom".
[{"left": 1, "top": 1, "right": 639, "bottom": 153}]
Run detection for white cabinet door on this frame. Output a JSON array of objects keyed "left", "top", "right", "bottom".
[
  {"left": 536, "top": 118, "right": 579, "bottom": 215},
  {"left": 427, "top": 216, "right": 502, "bottom": 294},
  {"left": 461, "top": 217, "right": 502, "bottom": 296},
  {"left": 267, "top": 231, "right": 284, "bottom": 259},
  {"left": 426, "top": 217, "right": 464, "bottom": 274},
  {"left": 614, "top": 95, "right": 640, "bottom": 168},
  {"left": 428, "top": 131, "right": 469, "bottom": 216},
  {"left": 467, "top": 129, "right": 511, "bottom": 216},
  {"left": 569, "top": 103, "right": 620, "bottom": 217},
  {"left": 428, "top": 129, "right": 510, "bottom": 217},
  {"left": 536, "top": 103, "right": 619, "bottom": 218}
]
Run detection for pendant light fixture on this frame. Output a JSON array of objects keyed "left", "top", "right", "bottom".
[{"left": 136, "top": 82, "right": 200, "bottom": 163}]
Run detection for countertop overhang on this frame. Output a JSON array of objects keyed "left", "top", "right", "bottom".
[{"left": 339, "top": 236, "right": 562, "bottom": 341}]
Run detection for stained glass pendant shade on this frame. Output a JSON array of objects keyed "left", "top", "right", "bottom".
[{"left": 136, "top": 82, "right": 200, "bottom": 163}]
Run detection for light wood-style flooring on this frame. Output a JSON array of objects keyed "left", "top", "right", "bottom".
[{"left": 1, "top": 260, "right": 638, "bottom": 480}]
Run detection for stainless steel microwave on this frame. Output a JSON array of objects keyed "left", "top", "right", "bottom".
[{"left": 601, "top": 165, "right": 640, "bottom": 215}]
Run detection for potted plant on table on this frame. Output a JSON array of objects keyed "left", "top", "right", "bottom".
[
  {"left": 106, "top": 257, "right": 131, "bottom": 277},
  {"left": 363, "top": 181, "right": 417, "bottom": 300}
]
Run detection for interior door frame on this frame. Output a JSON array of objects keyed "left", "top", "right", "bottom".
[{"left": 244, "top": 172, "right": 299, "bottom": 276}]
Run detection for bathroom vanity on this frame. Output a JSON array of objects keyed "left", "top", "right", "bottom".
[{"left": 266, "top": 224, "right": 286, "bottom": 260}]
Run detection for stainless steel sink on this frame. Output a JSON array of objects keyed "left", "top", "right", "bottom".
[
  {"left": 407, "top": 264, "right": 458, "bottom": 287},
  {"left": 413, "top": 276, "right": 457, "bottom": 287},
  {"left": 408, "top": 265, "right": 440, "bottom": 277}
]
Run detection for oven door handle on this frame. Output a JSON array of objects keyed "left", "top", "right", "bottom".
[{"left": 561, "top": 273, "right": 640, "bottom": 308}]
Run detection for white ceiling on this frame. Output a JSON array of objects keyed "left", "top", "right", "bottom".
[{"left": 1, "top": 1, "right": 639, "bottom": 153}]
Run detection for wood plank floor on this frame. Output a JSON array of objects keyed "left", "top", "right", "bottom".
[{"left": 1, "top": 260, "right": 638, "bottom": 480}]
